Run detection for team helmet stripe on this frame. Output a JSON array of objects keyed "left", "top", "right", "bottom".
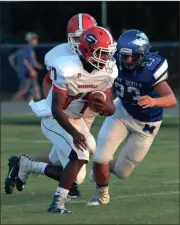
[{"left": 78, "top": 13, "right": 83, "bottom": 30}]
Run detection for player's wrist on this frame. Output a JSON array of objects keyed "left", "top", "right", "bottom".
[
  {"left": 106, "top": 102, "right": 115, "bottom": 115},
  {"left": 71, "top": 129, "right": 80, "bottom": 138},
  {"left": 152, "top": 98, "right": 158, "bottom": 107}
]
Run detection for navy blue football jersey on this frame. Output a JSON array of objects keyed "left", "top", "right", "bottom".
[{"left": 114, "top": 53, "right": 168, "bottom": 122}]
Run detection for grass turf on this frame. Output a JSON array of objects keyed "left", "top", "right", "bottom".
[{"left": 1, "top": 116, "right": 179, "bottom": 224}]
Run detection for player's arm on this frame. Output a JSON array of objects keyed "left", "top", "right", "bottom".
[
  {"left": 138, "top": 59, "right": 177, "bottom": 109},
  {"left": 42, "top": 71, "right": 52, "bottom": 98},
  {"left": 51, "top": 86, "right": 87, "bottom": 151},
  {"left": 138, "top": 81, "right": 177, "bottom": 109},
  {"left": 153, "top": 81, "right": 176, "bottom": 107}
]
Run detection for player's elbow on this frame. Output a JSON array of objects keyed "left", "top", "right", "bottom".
[
  {"left": 168, "top": 94, "right": 177, "bottom": 108},
  {"left": 171, "top": 95, "right": 177, "bottom": 107}
]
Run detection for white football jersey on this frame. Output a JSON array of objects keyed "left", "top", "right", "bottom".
[
  {"left": 44, "top": 43, "right": 74, "bottom": 70},
  {"left": 46, "top": 55, "right": 118, "bottom": 118}
]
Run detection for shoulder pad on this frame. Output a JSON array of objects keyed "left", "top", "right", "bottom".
[
  {"left": 110, "top": 64, "right": 118, "bottom": 80},
  {"left": 52, "top": 55, "right": 83, "bottom": 78},
  {"left": 145, "top": 53, "right": 166, "bottom": 72},
  {"left": 44, "top": 43, "right": 72, "bottom": 66},
  {"left": 146, "top": 53, "right": 168, "bottom": 79}
]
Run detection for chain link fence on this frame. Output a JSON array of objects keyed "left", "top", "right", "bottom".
[{"left": 1, "top": 43, "right": 179, "bottom": 95}]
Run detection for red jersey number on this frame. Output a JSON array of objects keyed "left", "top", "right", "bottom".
[{"left": 63, "top": 93, "right": 90, "bottom": 114}]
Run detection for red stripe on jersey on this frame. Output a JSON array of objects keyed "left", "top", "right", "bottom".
[
  {"left": 104, "top": 88, "right": 111, "bottom": 93},
  {"left": 44, "top": 71, "right": 52, "bottom": 84},
  {"left": 53, "top": 85, "right": 67, "bottom": 94}
]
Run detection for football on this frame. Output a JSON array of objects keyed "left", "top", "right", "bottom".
[{"left": 88, "top": 91, "right": 106, "bottom": 112}]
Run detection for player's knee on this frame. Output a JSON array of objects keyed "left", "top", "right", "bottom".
[
  {"left": 75, "top": 164, "right": 86, "bottom": 185},
  {"left": 86, "top": 135, "right": 96, "bottom": 156},
  {"left": 114, "top": 159, "right": 135, "bottom": 179}
]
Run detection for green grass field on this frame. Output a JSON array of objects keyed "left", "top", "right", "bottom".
[{"left": 1, "top": 116, "right": 179, "bottom": 224}]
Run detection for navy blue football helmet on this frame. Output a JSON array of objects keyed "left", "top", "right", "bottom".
[{"left": 117, "top": 29, "right": 151, "bottom": 71}]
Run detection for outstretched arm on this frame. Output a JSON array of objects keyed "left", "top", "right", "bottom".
[
  {"left": 138, "top": 81, "right": 177, "bottom": 109},
  {"left": 52, "top": 89, "right": 87, "bottom": 150}
]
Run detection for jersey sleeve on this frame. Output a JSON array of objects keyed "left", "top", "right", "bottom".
[
  {"left": 44, "top": 71, "right": 52, "bottom": 85},
  {"left": 104, "top": 88, "right": 111, "bottom": 93},
  {"left": 44, "top": 52, "right": 49, "bottom": 69},
  {"left": 151, "top": 59, "right": 168, "bottom": 86},
  {"left": 51, "top": 67, "right": 68, "bottom": 94}
]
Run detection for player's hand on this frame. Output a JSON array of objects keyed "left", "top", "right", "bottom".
[
  {"left": 92, "top": 98, "right": 115, "bottom": 116},
  {"left": 138, "top": 95, "right": 156, "bottom": 109},
  {"left": 30, "top": 69, "right": 38, "bottom": 78},
  {"left": 72, "top": 132, "right": 88, "bottom": 151}
]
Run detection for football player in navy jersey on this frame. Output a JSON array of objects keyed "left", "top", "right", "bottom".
[{"left": 87, "top": 29, "right": 177, "bottom": 206}]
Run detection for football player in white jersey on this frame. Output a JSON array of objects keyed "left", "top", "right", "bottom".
[
  {"left": 87, "top": 30, "right": 177, "bottom": 206},
  {"left": 43, "top": 13, "right": 98, "bottom": 132},
  {"left": 13, "top": 26, "right": 118, "bottom": 213},
  {"left": 4, "top": 13, "right": 97, "bottom": 198}
]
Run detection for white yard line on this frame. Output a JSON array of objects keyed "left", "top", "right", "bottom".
[
  {"left": 1, "top": 138, "right": 177, "bottom": 145},
  {"left": 2, "top": 191, "right": 179, "bottom": 208},
  {"left": 0, "top": 179, "right": 179, "bottom": 188},
  {"left": 162, "top": 180, "right": 179, "bottom": 184},
  {"left": 1, "top": 138, "right": 49, "bottom": 144}
]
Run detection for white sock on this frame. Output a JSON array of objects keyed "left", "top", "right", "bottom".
[
  {"left": 55, "top": 187, "right": 69, "bottom": 198},
  {"left": 38, "top": 162, "right": 48, "bottom": 174}
]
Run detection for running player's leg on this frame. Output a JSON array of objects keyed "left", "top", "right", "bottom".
[
  {"left": 4, "top": 156, "right": 20, "bottom": 194},
  {"left": 112, "top": 120, "right": 162, "bottom": 179},
  {"left": 88, "top": 113, "right": 129, "bottom": 205},
  {"left": 17, "top": 117, "right": 89, "bottom": 213},
  {"left": 83, "top": 107, "right": 97, "bottom": 130}
]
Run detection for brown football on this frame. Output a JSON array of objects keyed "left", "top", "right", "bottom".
[{"left": 88, "top": 91, "right": 106, "bottom": 112}]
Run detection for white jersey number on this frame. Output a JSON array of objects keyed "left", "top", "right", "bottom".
[{"left": 115, "top": 82, "right": 140, "bottom": 101}]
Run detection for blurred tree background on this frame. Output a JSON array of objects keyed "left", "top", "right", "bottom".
[
  {"left": 1, "top": 1, "right": 179, "bottom": 43},
  {"left": 0, "top": 1, "right": 179, "bottom": 96}
]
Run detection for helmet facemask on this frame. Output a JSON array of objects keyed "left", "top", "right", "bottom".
[
  {"left": 88, "top": 44, "right": 117, "bottom": 73},
  {"left": 68, "top": 30, "right": 83, "bottom": 54},
  {"left": 119, "top": 47, "right": 148, "bottom": 71}
]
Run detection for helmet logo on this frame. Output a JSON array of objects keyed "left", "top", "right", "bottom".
[
  {"left": 84, "top": 34, "right": 97, "bottom": 44},
  {"left": 136, "top": 32, "right": 148, "bottom": 41},
  {"left": 131, "top": 38, "right": 147, "bottom": 46}
]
